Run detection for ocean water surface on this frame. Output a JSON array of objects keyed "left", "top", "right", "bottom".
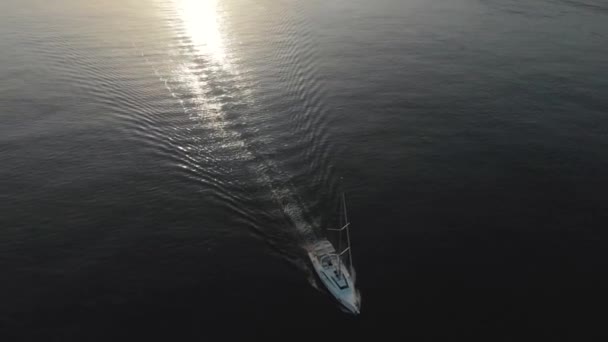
[{"left": 1, "top": 0, "right": 607, "bottom": 339}]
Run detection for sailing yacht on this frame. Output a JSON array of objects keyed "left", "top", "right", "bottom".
[{"left": 308, "top": 193, "right": 360, "bottom": 314}]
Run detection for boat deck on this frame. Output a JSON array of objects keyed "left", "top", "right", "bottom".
[{"left": 308, "top": 239, "right": 360, "bottom": 314}]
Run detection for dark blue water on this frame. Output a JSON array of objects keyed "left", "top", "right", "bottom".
[{"left": 1, "top": 0, "right": 607, "bottom": 339}]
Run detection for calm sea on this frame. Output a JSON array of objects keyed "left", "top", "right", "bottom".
[{"left": 1, "top": 0, "right": 607, "bottom": 339}]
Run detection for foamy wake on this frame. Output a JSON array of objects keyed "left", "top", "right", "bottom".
[{"left": 134, "top": 43, "right": 320, "bottom": 248}]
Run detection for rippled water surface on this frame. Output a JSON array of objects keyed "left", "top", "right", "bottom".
[{"left": 1, "top": 0, "right": 607, "bottom": 339}]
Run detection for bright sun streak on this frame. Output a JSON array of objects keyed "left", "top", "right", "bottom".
[{"left": 176, "top": 0, "right": 229, "bottom": 67}]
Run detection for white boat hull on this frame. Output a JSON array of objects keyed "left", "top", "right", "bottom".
[{"left": 308, "top": 239, "right": 360, "bottom": 314}]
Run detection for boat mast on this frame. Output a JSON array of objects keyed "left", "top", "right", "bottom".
[
  {"left": 328, "top": 190, "right": 353, "bottom": 280},
  {"left": 337, "top": 194, "right": 342, "bottom": 279},
  {"left": 343, "top": 192, "right": 353, "bottom": 273}
]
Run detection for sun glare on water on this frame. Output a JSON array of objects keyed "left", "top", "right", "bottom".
[{"left": 175, "top": 0, "right": 230, "bottom": 68}]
